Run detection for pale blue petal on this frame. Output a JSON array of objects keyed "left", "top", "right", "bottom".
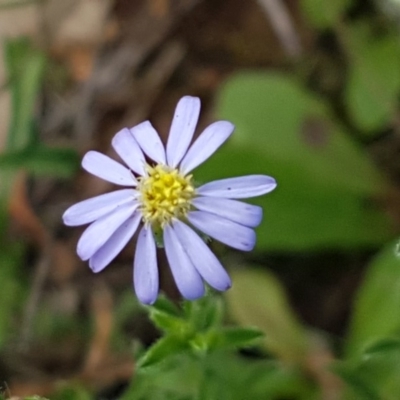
[
  {"left": 180, "top": 121, "right": 234, "bottom": 174},
  {"left": 82, "top": 151, "right": 137, "bottom": 186},
  {"left": 166, "top": 96, "right": 201, "bottom": 168},
  {"left": 192, "top": 196, "right": 262, "bottom": 228},
  {"left": 134, "top": 225, "right": 159, "bottom": 305},
  {"left": 89, "top": 212, "right": 141, "bottom": 273},
  {"left": 197, "top": 175, "right": 277, "bottom": 199},
  {"left": 63, "top": 189, "right": 137, "bottom": 226},
  {"left": 112, "top": 127, "right": 146, "bottom": 176},
  {"left": 163, "top": 224, "right": 204, "bottom": 300},
  {"left": 130, "top": 121, "right": 166, "bottom": 165},
  {"left": 77, "top": 203, "right": 138, "bottom": 261},
  {"left": 188, "top": 211, "right": 256, "bottom": 251},
  {"left": 172, "top": 219, "right": 231, "bottom": 291}
]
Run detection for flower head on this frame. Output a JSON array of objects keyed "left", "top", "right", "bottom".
[{"left": 63, "top": 96, "right": 277, "bottom": 304}]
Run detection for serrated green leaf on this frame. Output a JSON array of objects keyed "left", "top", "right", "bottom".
[
  {"left": 138, "top": 335, "right": 189, "bottom": 369},
  {"left": 346, "top": 241, "right": 400, "bottom": 356},
  {"left": 0, "top": 145, "right": 79, "bottom": 177},
  {"left": 225, "top": 268, "right": 308, "bottom": 363}
]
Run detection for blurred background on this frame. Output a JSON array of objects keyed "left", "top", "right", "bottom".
[{"left": 1, "top": 0, "right": 400, "bottom": 399}]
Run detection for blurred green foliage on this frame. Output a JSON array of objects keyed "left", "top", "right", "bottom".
[
  {"left": 196, "top": 73, "right": 392, "bottom": 251},
  {"left": 345, "top": 22, "right": 400, "bottom": 132},
  {"left": 4, "top": 37, "right": 45, "bottom": 152},
  {"left": 346, "top": 241, "right": 400, "bottom": 356},
  {"left": 334, "top": 338, "right": 400, "bottom": 399},
  {"left": 0, "top": 38, "right": 79, "bottom": 351},
  {"left": 226, "top": 268, "right": 308, "bottom": 364},
  {"left": 0, "top": 241, "right": 25, "bottom": 348},
  {"left": 301, "top": 0, "right": 350, "bottom": 28},
  {"left": 2, "top": 0, "right": 400, "bottom": 398},
  {"left": 1, "top": 37, "right": 79, "bottom": 195}
]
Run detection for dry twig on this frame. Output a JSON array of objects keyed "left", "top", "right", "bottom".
[{"left": 257, "top": 0, "right": 302, "bottom": 59}]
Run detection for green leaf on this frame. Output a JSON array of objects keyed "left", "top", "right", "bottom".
[
  {"left": 225, "top": 268, "right": 308, "bottom": 363},
  {"left": 148, "top": 310, "right": 186, "bottom": 334},
  {"left": 332, "top": 362, "right": 381, "bottom": 400},
  {"left": 150, "top": 296, "right": 181, "bottom": 317},
  {"left": 198, "top": 72, "right": 392, "bottom": 251},
  {"left": 123, "top": 351, "right": 314, "bottom": 400},
  {"left": 4, "top": 37, "right": 46, "bottom": 151},
  {"left": 0, "top": 145, "right": 79, "bottom": 177},
  {"left": 218, "top": 327, "right": 264, "bottom": 348},
  {"left": 183, "top": 295, "right": 224, "bottom": 332},
  {"left": 364, "top": 337, "right": 400, "bottom": 355},
  {"left": 346, "top": 241, "right": 400, "bottom": 356},
  {"left": 345, "top": 22, "right": 400, "bottom": 132},
  {"left": 301, "top": 0, "right": 350, "bottom": 28},
  {"left": 334, "top": 337, "right": 400, "bottom": 400},
  {"left": 137, "top": 335, "right": 189, "bottom": 369},
  {"left": 52, "top": 385, "right": 92, "bottom": 400}
]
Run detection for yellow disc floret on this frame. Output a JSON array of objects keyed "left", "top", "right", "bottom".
[{"left": 137, "top": 164, "right": 195, "bottom": 228}]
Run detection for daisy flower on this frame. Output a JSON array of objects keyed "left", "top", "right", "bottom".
[{"left": 62, "top": 96, "right": 277, "bottom": 304}]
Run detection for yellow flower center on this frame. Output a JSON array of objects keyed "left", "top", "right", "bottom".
[{"left": 137, "top": 164, "right": 195, "bottom": 228}]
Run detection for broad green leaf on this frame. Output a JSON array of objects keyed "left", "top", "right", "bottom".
[
  {"left": 217, "top": 73, "right": 384, "bottom": 194},
  {"left": 137, "top": 335, "right": 189, "bottom": 369},
  {"left": 345, "top": 22, "right": 400, "bottom": 132},
  {"left": 0, "top": 146, "right": 79, "bottom": 177},
  {"left": 346, "top": 241, "right": 400, "bottom": 356},
  {"left": 225, "top": 268, "right": 308, "bottom": 364},
  {"left": 197, "top": 72, "right": 392, "bottom": 250},
  {"left": 301, "top": 0, "right": 350, "bottom": 28}
]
